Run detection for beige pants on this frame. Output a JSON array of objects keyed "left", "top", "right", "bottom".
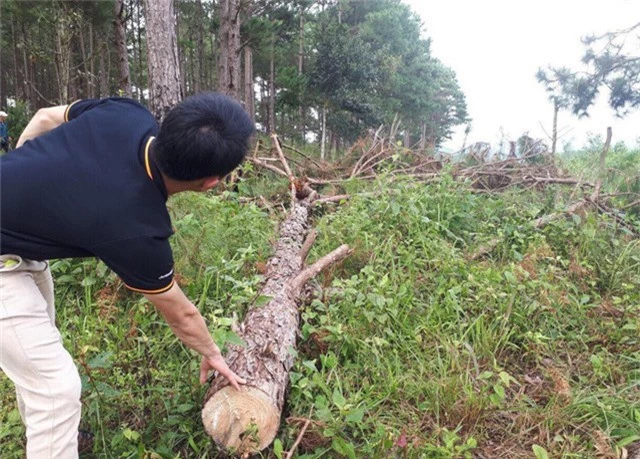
[{"left": 0, "top": 255, "right": 81, "bottom": 459}]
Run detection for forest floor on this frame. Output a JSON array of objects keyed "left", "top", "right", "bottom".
[{"left": 1, "top": 141, "right": 639, "bottom": 459}]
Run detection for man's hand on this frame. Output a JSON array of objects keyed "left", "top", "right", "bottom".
[
  {"left": 144, "top": 282, "right": 247, "bottom": 389},
  {"left": 200, "top": 353, "right": 247, "bottom": 389}
]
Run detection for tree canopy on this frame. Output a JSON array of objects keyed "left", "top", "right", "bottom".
[
  {"left": 537, "top": 21, "right": 640, "bottom": 118},
  {"left": 0, "top": 0, "right": 467, "bottom": 150}
]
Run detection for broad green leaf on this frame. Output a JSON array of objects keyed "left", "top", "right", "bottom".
[
  {"left": 332, "top": 389, "right": 347, "bottom": 409},
  {"left": 273, "top": 438, "right": 284, "bottom": 459},
  {"left": 345, "top": 408, "right": 365, "bottom": 424},
  {"left": 532, "top": 445, "right": 549, "bottom": 459}
]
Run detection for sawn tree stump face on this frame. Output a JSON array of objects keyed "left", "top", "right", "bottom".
[{"left": 202, "top": 201, "right": 311, "bottom": 453}]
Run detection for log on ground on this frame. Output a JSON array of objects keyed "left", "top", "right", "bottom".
[{"left": 202, "top": 197, "right": 350, "bottom": 454}]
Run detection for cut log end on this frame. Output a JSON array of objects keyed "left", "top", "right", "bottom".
[{"left": 202, "top": 385, "right": 280, "bottom": 454}]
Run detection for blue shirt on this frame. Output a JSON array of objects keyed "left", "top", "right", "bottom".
[
  {"left": 0, "top": 121, "right": 7, "bottom": 140},
  {"left": 0, "top": 98, "right": 175, "bottom": 294}
]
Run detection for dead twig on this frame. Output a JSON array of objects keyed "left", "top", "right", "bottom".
[
  {"left": 271, "top": 133, "right": 296, "bottom": 208},
  {"left": 291, "top": 245, "right": 352, "bottom": 290},
  {"left": 299, "top": 230, "right": 318, "bottom": 264},
  {"left": 284, "top": 418, "right": 312, "bottom": 459},
  {"left": 313, "top": 194, "right": 350, "bottom": 206}
]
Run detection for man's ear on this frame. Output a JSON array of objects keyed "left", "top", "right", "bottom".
[{"left": 200, "top": 176, "right": 220, "bottom": 191}]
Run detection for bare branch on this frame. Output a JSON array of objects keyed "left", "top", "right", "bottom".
[
  {"left": 299, "top": 230, "right": 318, "bottom": 264},
  {"left": 291, "top": 245, "right": 352, "bottom": 291},
  {"left": 285, "top": 419, "right": 312, "bottom": 459}
]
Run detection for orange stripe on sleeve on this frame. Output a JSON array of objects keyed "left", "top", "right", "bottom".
[
  {"left": 144, "top": 137, "right": 155, "bottom": 179},
  {"left": 124, "top": 279, "right": 174, "bottom": 295},
  {"left": 64, "top": 100, "right": 80, "bottom": 123}
]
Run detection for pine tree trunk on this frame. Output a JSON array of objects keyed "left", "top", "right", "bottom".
[
  {"left": 320, "top": 103, "right": 327, "bottom": 160},
  {"left": 114, "top": 0, "right": 132, "bottom": 97},
  {"left": 55, "top": 12, "right": 72, "bottom": 103},
  {"left": 419, "top": 122, "right": 427, "bottom": 153},
  {"left": 11, "top": 19, "right": 21, "bottom": 100},
  {"left": 176, "top": 8, "right": 187, "bottom": 98},
  {"left": 404, "top": 130, "right": 411, "bottom": 148},
  {"left": 89, "top": 23, "right": 95, "bottom": 98},
  {"left": 21, "top": 23, "right": 32, "bottom": 105},
  {"left": 268, "top": 44, "right": 276, "bottom": 133},
  {"left": 195, "top": 0, "right": 205, "bottom": 93},
  {"left": 137, "top": 0, "right": 145, "bottom": 103},
  {"left": 131, "top": 0, "right": 140, "bottom": 101},
  {"left": 261, "top": 81, "right": 269, "bottom": 133},
  {"left": 243, "top": 1, "right": 255, "bottom": 121},
  {"left": 143, "top": 0, "right": 182, "bottom": 121},
  {"left": 244, "top": 46, "right": 255, "bottom": 121},
  {"left": 551, "top": 98, "right": 559, "bottom": 156},
  {"left": 79, "top": 27, "right": 90, "bottom": 98},
  {"left": 99, "top": 44, "right": 109, "bottom": 97},
  {"left": 217, "top": 0, "right": 241, "bottom": 98},
  {"left": 298, "top": 8, "right": 305, "bottom": 140}
]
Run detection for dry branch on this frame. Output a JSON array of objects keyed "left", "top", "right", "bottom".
[
  {"left": 313, "top": 194, "right": 350, "bottom": 206},
  {"left": 300, "top": 229, "right": 317, "bottom": 264},
  {"left": 271, "top": 133, "right": 296, "bottom": 207},
  {"left": 469, "top": 199, "right": 591, "bottom": 260},
  {"left": 285, "top": 418, "right": 311, "bottom": 459}
]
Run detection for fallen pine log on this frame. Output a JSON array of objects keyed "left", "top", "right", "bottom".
[{"left": 202, "top": 139, "right": 352, "bottom": 455}]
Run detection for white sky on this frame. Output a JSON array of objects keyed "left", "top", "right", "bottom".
[{"left": 404, "top": 0, "right": 640, "bottom": 152}]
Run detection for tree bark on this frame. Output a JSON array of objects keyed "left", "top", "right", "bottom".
[
  {"left": 89, "top": 22, "right": 95, "bottom": 98},
  {"left": 11, "top": 18, "right": 21, "bottom": 100},
  {"left": 137, "top": 0, "right": 145, "bottom": 103},
  {"left": 419, "top": 122, "right": 427, "bottom": 153},
  {"left": 99, "top": 43, "right": 109, "bottom": 97},
  {"left": 55, "top": 10, "right": 72, "bottom": 103},
  {"left": 21, "top": 22, "right": 32, "bottom": 105},
  {"left": 320, "top": 103, "right": 327, "bottom": 160},
  {"left": 298, "top": 7, "right": 305, "bottom": 140},
  {"left": 217, "top": 0, "right": 241, "bottom": 98},
  {"left": 551, "top": 98, "right": 559, "bottom": 156},
  {"left": 202, "top": 183, "right": 351, "bottom": 453},
  {"left": 244, "top": 46, "right": 255, "bottom": 121},
  {"left": 114, "top": 0, "right": 132, "bottom": 98},
  {"left": 131, "top": 0, "right": 140, "bottom": 101},
  {"left": 175, "top": 6, "right": 187, "bottom": 98},
  {"left": 143, "top": 0, "right": 182, "bottom": 121},
  {"left": 79, "top": 26, "right": 90, "bottom": 98},
  {"left": 261, "top": 80, "right": 269, "bottom": 133},
  {"left": 243, "top": 1, "right": 255, "bottom": 121},
  {"left": 268, "top": 43, "right": 276, "bottom": 133},
  {"left": 195, "top": 0, "right": 205, "bottom": 93}
]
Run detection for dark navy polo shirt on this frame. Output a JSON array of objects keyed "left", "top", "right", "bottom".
[{"left": 0, "top": 98, "right": 175, "bottom": 294}]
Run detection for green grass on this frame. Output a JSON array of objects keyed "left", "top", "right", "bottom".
[{"left": 1, "top": 170, "right": 639, "bottom": 458}]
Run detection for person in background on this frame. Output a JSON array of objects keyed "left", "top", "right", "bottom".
[{"left": 0, "top": 110, "right": 10, "bottom": 152}]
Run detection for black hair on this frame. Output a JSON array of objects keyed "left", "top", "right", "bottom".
[{"left": 154, "top": 92, "right": 255, "bottom": 180}]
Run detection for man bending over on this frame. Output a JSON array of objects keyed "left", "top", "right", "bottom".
[{"left": 0, "top": 93, "right": 252, "bottom": 458}]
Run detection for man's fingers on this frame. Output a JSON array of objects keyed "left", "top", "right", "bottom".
[{"left": 199, "top": 367, "right": 208, "bottom": 385}]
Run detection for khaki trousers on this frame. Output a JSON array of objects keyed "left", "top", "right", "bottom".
[{"left": 0, "top": 255, "right": 81, "bottom": 459}]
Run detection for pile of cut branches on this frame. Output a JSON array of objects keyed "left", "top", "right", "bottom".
[
  {"left": 248, "top": 127, "right": 638, "bottom": 256},
  {"left": 248, "top": 127, "right": 577, "bottom": 193}
]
